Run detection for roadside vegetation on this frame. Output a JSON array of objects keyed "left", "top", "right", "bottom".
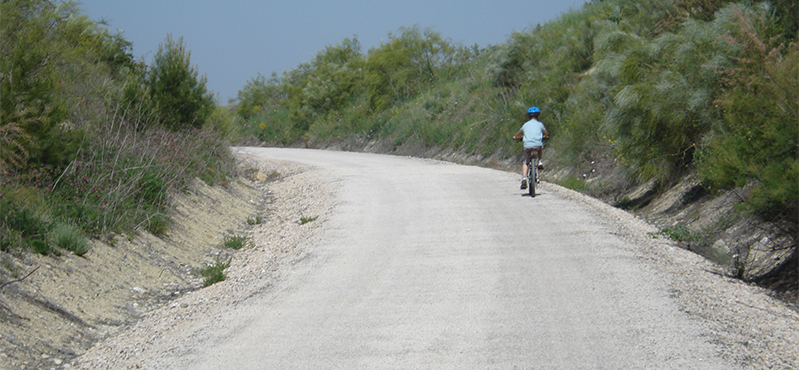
[
  {"left": 1, "top": 0, "right": 795, "bottom": 295},
  {"left": 0, "top": 0, "right": 238, "bottom": 256},
  {"left": 198, "top": 257, "right": 231, "bottom": 287},
  {"left": 233, "top": 0, "right": 797, "bottom": 292}
]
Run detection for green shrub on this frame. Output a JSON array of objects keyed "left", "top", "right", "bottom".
[
  {"left": 555, "top": 177, "right": 588, "bottom": 192},
  {"left": 247, "top": 215, "right": 263, "bottom": 225},
  {"left": 0, "top": 197, "right": 53, "bottom": 254},
  {"left": 697, "top": 6, "right": 798, "bottom": 231},
  {"left": 145, "top": 214, "right": 170, "bottom": 236},
  {"left": 592, "top": 7, "right": 743, "bottom": 183},
  {"left": 223, "top": 235, "right": 249, "bottom": 250},
  {"left": 0, "top": 200, "right": 49, "bottom": 239},
  {"left": 28, "top": 238, "right": 52, "bottom": 255},
  {"left": 205, "top": 105, "right": 240, "bottom": 140},
  {"left": 235, "top": 72, "right": 283, "bottom": 120},
  {"left": 652, "top": 225, "right": 706, "bottom": 245},
  {"left": 0, "top": 0, "right": 82, "bottom": 170},
  {"left": 299, "top": 216, "right": 318, "bottom": 225},
  {"left": 51, "top": 223, "right": 91, "bottom": 256},
  {"left": 197, "top": 257, "right": 230, "bottom": 287}
]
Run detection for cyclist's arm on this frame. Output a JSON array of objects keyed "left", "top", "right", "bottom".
[
  {"left": 513, "top": 130, "right": 524, "bottom": 141},
  {"left": 543, "top": 129, "right": 549, "bottom": 140}
]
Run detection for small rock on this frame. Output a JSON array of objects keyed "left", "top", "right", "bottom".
[
  {"left": 712, "top": 239, "right": 729, "bottom": 255},
  {"left": 252, "top": 172, "right": 267, "bottom": 182}
]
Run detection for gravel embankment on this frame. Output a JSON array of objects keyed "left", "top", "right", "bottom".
[
  {"left": 73, "top": 154, "right": 798, "bottom": 369},
  {"left": 74, "top": 155, "right": 338, "bottom": 369},
  {"left": 550, "top": 185, "right": 799, "bottom": 369}
]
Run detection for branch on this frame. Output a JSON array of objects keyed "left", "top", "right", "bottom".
[{"left": 0, "top": 266, "right": 40, "bottom": 292}]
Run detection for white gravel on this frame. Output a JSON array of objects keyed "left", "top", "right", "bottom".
[
  {"left": 549, "top": 184, "right": 799, "bottom": 369},
  {"left": 72, "top": 153, "right": 799, "bottom": 370}
]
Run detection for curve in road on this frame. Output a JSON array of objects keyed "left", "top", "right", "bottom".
[{"left": 152, "top": 148, "right": 734, "bottom": 369}]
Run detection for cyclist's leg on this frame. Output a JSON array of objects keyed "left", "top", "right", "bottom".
[
  {"left": 521, "top": 148, "right": 532, "bottom": 189},
  {"left": 522, "top": 148, "right": 531, "bottom": 176},
  {"left": 533, "top": 146, "right": 544, "bottom": 169}
]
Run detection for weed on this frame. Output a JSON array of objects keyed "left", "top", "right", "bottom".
[
  {"left": 223, "top": 235, "right": 249, "bottom": 250},
  {"left": 51, "top": 224, "right": 91, "bottom": 256},
  {"left": 651, "top": 225, "right": 707, "bottom": 247},
  {"left": 266, "top": 171, "right": 281, "bottom": 182},
  {"left": 197, "top": 257, "right": 230, "bottom": 287},
  {"left": 299, "top": 216, "right": 318, "bottom": 225},
  {"left": 1, "top": 256, "right": 20, "bottom": 278},
  {"left": 28, "top": 238, "right": 53, "bottom": 255},
  {"left": 555, "top": 176, "right": 587, "bottom": 192},
  {"left": 0, "top": 229, "right": 19, "bottom": 251},
  {"left": 1, "top": 200, "right": 50, "bottom": 241},
  {"left": 145, "top": 214, "right": 170, "bottom": 236},
  {"left": 0, "top": 198, "right": 54, "bottom": 255},
  {"left": 247, "top": 215, "right": 263, "bottom": 225}
]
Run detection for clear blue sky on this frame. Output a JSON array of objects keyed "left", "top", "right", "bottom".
[{"left": 78, "top": 0, "right": 587, "bottom": 103}]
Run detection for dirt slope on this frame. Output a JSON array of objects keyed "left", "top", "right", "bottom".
[{"left": 0, "top": 161, "right": 264, "bottom": 369}]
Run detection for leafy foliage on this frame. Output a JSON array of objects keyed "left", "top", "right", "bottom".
[
  {"left": 698, "top": 7, "right": 798, "bottom": 229},
  {"left": 0, "top": 0, "right": 72, "bottom": 169},
  {"left": 365, "top": 27, "right": 456, "bottom": 110},
  {"left": 144, "top": 34, "right": 215, "bottom": 130},
  {"left": 0, "top": 0, "right": 235, "bottom": 255},
  {"left": 236, "top": 73, "right": 283, "bottom": 120},
  {"left": 596, "top": 11, "right": 740, "bottom": 182},
  {"left": 232, "top": 0, "right": 798, "bottom": 284}
]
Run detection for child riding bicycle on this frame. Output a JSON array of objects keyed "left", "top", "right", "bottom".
[{"left": 512, "top": 106, "right": 549, "bottom": 190}]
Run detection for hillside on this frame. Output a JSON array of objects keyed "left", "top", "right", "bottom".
[
  {"left": 0, "top": 0, "right": 796, "bottom": 365},
  {"left": 232, "top": 0, "right": 797, "bottom": 298}
]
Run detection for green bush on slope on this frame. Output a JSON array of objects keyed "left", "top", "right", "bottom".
[
  {"left": 0, "top": 0, "right": 235, "bottom": 254},
  {"left": 232, "top": 0, "right": 798, "bottom": 283}
]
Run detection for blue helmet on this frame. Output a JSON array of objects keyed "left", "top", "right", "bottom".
[{"left": 527, "top": 107, "right": 540, "bottom": 114}]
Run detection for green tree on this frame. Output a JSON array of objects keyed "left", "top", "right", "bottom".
[
  {"left": 282, "top": 37, "right": 365, "bottom": 124},
  {"left": 365, "top": 27, "right": 455, "bottom": 110},
  {"left": 300, "top": 37, "right": 365, "bottom": 115},
  {"left": 0, "top": 0, "right": 71, "bottom": 168},
  {"left": 145, "top": 34, "right": 214, "bottom": 130},
  {"left": 1, "top": 0, "right": 141, "bottom": 171},
  {"left": 235, "top": 72, "right": 283, "bottom": 120}
]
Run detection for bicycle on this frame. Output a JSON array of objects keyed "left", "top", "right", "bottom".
[{"left": 524, "top": 148, "right": 541, "bottom": 197}]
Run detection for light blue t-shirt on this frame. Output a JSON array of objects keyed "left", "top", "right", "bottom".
[{"left": 520, "top": 119, "right": 546, "bottom": 148}]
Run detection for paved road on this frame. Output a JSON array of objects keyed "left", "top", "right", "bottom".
[{"left": 164, "top": 148, "right": 733, "bottom": 369}]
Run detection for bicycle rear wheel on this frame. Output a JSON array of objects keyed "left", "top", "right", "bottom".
[{"left": 528, "top": 167, "right": 535, "bottom": 197}]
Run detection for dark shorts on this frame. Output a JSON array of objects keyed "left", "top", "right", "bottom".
[{"left": 523, "top": 147, "right": 543, "bottom": 164}]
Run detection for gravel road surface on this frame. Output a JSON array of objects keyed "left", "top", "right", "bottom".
[{"left": 75, "top": 148, "right": 799, "bottom": 369}]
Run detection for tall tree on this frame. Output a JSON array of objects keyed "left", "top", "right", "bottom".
[{"left": 146, "top": 34, "right": 214, "bottom": 130}]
